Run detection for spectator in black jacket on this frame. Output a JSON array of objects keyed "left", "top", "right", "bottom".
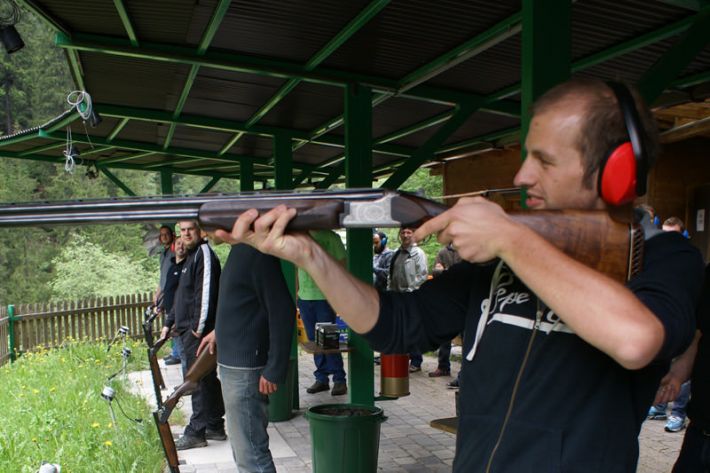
[
  {"left": 198, "top": 243, "right": 295, "bottom": 473},
  {"left": 162, "top": 220, "right": 225, "bottom": 450}
]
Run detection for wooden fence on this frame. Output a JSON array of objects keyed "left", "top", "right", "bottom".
[{"left": 0, "top": 293, "right": 163, "bottom": 368}]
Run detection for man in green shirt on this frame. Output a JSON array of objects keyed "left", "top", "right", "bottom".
[{"left": 298, "top": 230, "right": 347, "bottom": 396}]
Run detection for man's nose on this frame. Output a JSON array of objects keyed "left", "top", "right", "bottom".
[{"left": 513, "top": 160, "right": 535, "bottom": 187}]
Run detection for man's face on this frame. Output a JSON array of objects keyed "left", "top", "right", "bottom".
[
  {"left": 399, "top": 228, "right": 414, "bottom": 248},
  {"left": 514, "top": 104, "right": 605, "bottom": 211},
  {"left": 179, "top": 221, "right": 200, "bottom": 250},
  {"left": 159, "top": 227, "right": 174, "bottom": 247},
  {"left": 373, "top": 234, "right": 382, "bottom": 254},
  {"left": 174, "top": 237, "right": 186, "bottom": 259}
]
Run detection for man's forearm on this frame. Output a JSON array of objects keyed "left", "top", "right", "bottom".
[
  {"left": 668, "top": 330, "right": 701, "bottom": 382},
  {"left": 301, "top": 241, "right": 380, "bottom": 334}
]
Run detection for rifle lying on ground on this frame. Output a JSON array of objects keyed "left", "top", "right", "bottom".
[
  {"left": 157, "top": 347, "right": 217, "bottom": 424},
  {"left": 0, "top": 188, "right": 642, "bottom": 282}
]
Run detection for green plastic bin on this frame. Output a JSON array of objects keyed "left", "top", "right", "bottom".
[
  {"left": 306, "top": 403, "right": 386, "bottom": 473},
  {"left": 268, "top": 359, "right": 295, "bottom": 421}
]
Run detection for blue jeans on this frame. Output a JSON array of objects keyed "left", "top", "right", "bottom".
[
  {"left": 298, "top": 299, "right": 346, "bottom": 384},
  {"left": 653, "top": 381, "right": 692, "bottom": 418},
  {"left": 219, "top": 364, "right": 276, "bottom": 473}
]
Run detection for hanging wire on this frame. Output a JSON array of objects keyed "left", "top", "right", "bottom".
[
  {"left": 63, "top": 127, "right": 75, "bottom": 174},
  {"left": 66, "top": 90, "right": 93, "bottom": 121}
]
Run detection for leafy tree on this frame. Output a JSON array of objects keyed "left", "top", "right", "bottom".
[{"left": 50, "top": 234, "right": 154, "bottom": 300}]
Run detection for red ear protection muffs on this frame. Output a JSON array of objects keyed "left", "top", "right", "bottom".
[{"left": 597, "top": 82, "right": 648, "bottom": 206}]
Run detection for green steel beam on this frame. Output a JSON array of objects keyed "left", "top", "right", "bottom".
[
  {"left": 55, "top": 31, "right": 517, "bottom": 109},
  {"left": 671, "top": 69, "right": 710, "bottom": 88},
  {"left": 343, "top": 84, "right": 375, "bottom": 406},
  {"left": 376, "top": 110, "right": 454, "bottom": 145},
  {"left": 98, "top": 151, "right": 155, "bottom": 165},
  {"left": 0, "top": 147, "right": 238, "bottom": 180},
  {"left": 17, "top": 142, "right": 66, "bottom": 157},
  {"left": 398, "top": 12, "right": 522, "bottom": 93},
  {"left": 46, "top": 111, "right": 81, "bottom": 133},
  {"left": 639, "top": 6, "right": 710, "bottom": 103},
  {"left": 314, "top": 163, "right": 345, "bottom": 189},
  {"left": 107, "top": 117, "right": 130, "bottom": 142},
  {"left": 66, "top": 49, "right": 86, "bottom": 91},
  {"left": 382, "top": 100, "right": 480, "bottom": 189},
  {"left": 78, "top": 145, "right": 114, "bottom": 158},
  {"left": 487, "top": 11, "right": 701, "bottom": 103},
  {"left": 221, "top": 0, "right": 390, "bottom": 154},
  {"left": 272, "top": 133, "right": 298, "bottom": 413},
  {"left": 188, "top": 163, "right": 240, "bottom": 173},
  {"left": 292, "top": 169, "right": 314, "bottom": 187},
  {"left": 160, "top": 169, "right": 173, "bottom": 196},
  {"left": 95, "top": 103, "right": 415, "bottom": 157},
  {"left": 112, "top": 0, "right": 139, "bottom": 47},
  {"left": 219, "top": 132, "right": 244, "bottom": 156},
  {"left": 37, "top": 129, "right": 252, "bottom": 166},
  {"left": 571, "top": 15, "right": 698, "bottom": 74},
  {"left": 164, "top": 0, "right": 232, "bottom": 149},
  {"left": 520, "top": 0, "right": 571, "bottom": 159},
  {"left": 436, "top": 126, "right": 520, "bottom": 156},
  {"left": 199, "top": 176, "right": 221, "bottom": 194},
  {"left": 101, "top": 168, "right": 136, "bottom": 196},
  {"left": 240, "top": 160, "right": 254, "bottom": 191}
]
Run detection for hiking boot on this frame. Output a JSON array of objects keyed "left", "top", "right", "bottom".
[
  {"left": 408, "top": 365, "right": 421, "bottom": 373},
  {"left": 175, "top": 435, "right": 207, "bottom": 450},
  {"left": 205, "top": 429, "right": 227, "bottom": 441},
  {"left": 306, "top": 381, "right": 330, "bottom": 394},
  {"left": 428, "top": 368, "right": 451, "bottom": 378},
  {"left": 665, "top": 416, "right": 686, "bottom": 432},
  {"left": 447, "top": 379, "right": 459, "bottom": 390},
  {"left": 647, "top": 406, "right": 667, "bottom": 420},
  {"left": 331, "top": 382, "right": 347, "bottom": 396}
]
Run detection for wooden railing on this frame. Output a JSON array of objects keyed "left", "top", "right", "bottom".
[{"left": 0, "top": 293, "right": 163, "bottom": 367}]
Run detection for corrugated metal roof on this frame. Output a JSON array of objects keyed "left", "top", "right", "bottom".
[{"left": 0, "top": 0, "right": 707, "bottom": 186}]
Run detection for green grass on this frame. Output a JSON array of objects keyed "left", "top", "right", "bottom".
[{"left": 0, "top": 338, "right": 166, "bottom": 473}]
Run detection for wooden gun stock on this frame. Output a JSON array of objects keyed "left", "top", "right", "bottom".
[
  {"left": 153, "top": 411, "right": 180, "bottom": 473},
  {"left": 158, "top": 348, "right": 217, "bottom": 424},
  {"left": 510, "top": 210, "right": 644, "bottom": 283},
  {"left": 147, "top": 336, "right": 169, "bottom": 407}
]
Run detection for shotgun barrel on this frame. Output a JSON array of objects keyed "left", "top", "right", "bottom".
[{"left": 0, "top": 188, "right": 447, "bottom": 230}]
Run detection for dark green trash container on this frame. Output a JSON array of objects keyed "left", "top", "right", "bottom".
[
  {"left": 306, "top": 403, "right": 386, "bottom": 473},
  {"left": 268, "top": 358, "right": 295, "bottom": 421}
]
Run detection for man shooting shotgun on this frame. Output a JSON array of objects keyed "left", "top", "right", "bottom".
[{"left": 212, "top": 79, "right": 705, "bottom": 473}]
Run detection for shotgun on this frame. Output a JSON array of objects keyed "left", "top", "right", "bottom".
[
  {"left": 157, "top": 347, "right": 217, "bottom": 424},
  {"left": 0, "top": 189, "right": 643, "bottom": 282},
  {"left": 143, "top": 306, "right": 167, "bottom": 393},
  {"left": 148, "top": 337, "right": 169, "bottom": 407},
  {"left": 152, "top": 411, "right": 180, "bottom": 473}
]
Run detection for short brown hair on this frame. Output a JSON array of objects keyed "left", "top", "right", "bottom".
[
  {"left": 663, "top": 216, "right": 685, "bottom": 232},
  {"left": 531, "top": 78, "right": 660, "bottom": 190}
]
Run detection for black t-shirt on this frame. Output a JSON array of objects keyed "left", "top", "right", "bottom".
[
  {"left": 688, "top": 264, "right": 710, "bottom": 429},
  {"left": 366, "top": 231, "right": 704, "bottom": 473}
]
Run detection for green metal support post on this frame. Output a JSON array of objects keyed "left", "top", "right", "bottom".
[
  {"left": 273, "top": 133, "right": 299, "bottom": 417},
  {"left": 240, "top": 159, "right": 254, "bottom": 192},
  {"left": 520, "top": 0, "right": 571, "bottom": 205},
  {"left": 8, "top": 305, "right": 16, "bottom": 362},
  {"left": 344, "top": 84, "right": 375, "bottom": 406}
]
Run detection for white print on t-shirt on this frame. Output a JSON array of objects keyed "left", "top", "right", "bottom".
[{"left": 467, "top": 262, "right": 574, "bottom": 361}]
